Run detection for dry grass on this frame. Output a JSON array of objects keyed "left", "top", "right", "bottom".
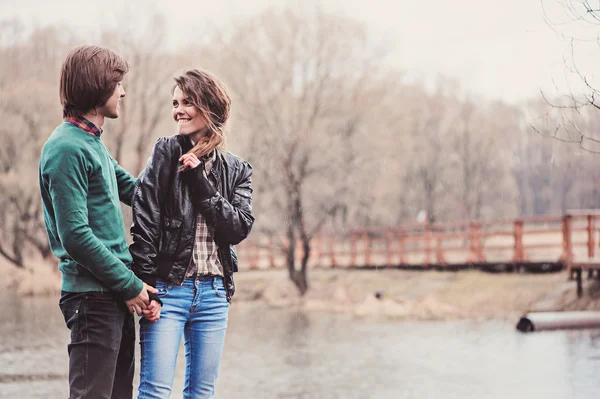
[{"left": 233, "top": 268, "right": 593, "bottom": 320}]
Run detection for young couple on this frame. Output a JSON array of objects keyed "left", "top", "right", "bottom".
[{"left": 39, "top": 45, "right": 254, "bottom": 399}]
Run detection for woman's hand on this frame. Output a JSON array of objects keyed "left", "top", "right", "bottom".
[
  {"left": 179, "top": 153, "right": 201, "bottom": 170},
  {"left": 181, "top": 158, "right": 217, "bottom": 201},
  {"left": 142, "top": 300, "right": 162, "bottom": 322}
]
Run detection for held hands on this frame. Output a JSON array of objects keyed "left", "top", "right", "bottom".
[
  {"left": 142, "top": 300, "right": 162, "bottom": 322},
  {"left": 125, "top": 282, "right": 158, "bottom": 316},
  {"left": 180, "top": 153, "right": 216, "bottom": 201}
]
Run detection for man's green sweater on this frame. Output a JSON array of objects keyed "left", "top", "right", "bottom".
[{"left": 39, "top": 122, "right": 143, "bottom": 300}]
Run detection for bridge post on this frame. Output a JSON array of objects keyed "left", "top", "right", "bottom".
[
  {"left": 512, "top": 219, "right": 526, "bottom": 263},
  {"left": 588, "top": 215, "right": 595, "bottom": 259},
  {"left": 349, "top": 232, "right": 357, "bottom": 268},
  {"left": 562, "top": 215, "right": 574, "bottom": 279},
  {"left": 386, "top": 229, "right": 394, "bottom": 267},
  {"left": 576, "top": 268, "right": 583, "bottom": 297},
  {"left": 329, "top": 234, "right": 337, "bottom": 268},
  {"left": 363, "top": 231, "right": 371, "bottom": 267},
  {"left": 467, "top": 223, "right": 485, "bottom": 264},
  {"left": 424, "top": 223, "right": 432, "bottom": 266},
  {"left": 398, "top": 231, "right": 406, "bottom": 265},
  {"left": 268, "top": 235, "right": 276, "bottom": 268},
  {"left": 587, "top": 215, "right": 596, "bottom": 279},
  {"left": 312, "top": 234, "right": 320, "bottom": 269},
  {"left": 435, "top": 227, "right": 447, "bottom": 266},
  {"left": 249, "top": 241, "right": 259, "bottom": 270}
]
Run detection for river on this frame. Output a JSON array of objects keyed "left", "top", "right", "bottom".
[{"left": 1, "top": 295, "right": 600, "bottom": 398}]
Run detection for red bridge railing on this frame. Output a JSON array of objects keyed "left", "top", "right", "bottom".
[{"left": 237, "top": 211, "right": 600, "bottom": 277}]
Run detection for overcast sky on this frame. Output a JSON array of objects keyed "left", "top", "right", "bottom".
[{"left": 2, "top": 0, "right": 598, "bottom": 104}]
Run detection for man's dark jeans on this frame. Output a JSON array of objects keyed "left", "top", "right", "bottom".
[{"left": 59, "top": 291, "right": 135, "bottom": 399}]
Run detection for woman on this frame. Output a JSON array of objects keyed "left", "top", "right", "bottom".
[{"left": 130, "top": 68, "right": 254, "bottom": 398}]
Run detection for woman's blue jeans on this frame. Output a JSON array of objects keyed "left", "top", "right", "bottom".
[{"left": 138, "top": 276, "right": 229, "bottom": 399}]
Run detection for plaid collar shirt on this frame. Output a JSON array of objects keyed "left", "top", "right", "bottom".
[
  {"left": 64, "top": 116, "right": 103, "bottom": 137},
  {"left": 185, "top": 151, "right": 223, "bottom": 278}
]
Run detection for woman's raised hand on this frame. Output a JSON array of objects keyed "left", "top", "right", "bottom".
[{"left": 179, "top": 153, "right": 201, "bottom": 170}]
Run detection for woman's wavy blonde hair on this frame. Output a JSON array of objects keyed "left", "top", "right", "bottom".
[{"left": 173, "top": 69, "right": 231, "bottom": 168}]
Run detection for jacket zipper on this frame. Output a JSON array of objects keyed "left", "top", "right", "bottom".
[
  {"left": 177, "top": 168, "right": 199, "bottom": 286},
  {"left": 211, "top": 168, "right": 231, "bottom": 302}
]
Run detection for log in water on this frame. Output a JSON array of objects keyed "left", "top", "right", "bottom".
[{"left": 516, "top": 311, "right": 600, "bottom": 332}]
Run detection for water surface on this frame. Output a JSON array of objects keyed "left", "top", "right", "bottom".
[{"left": 1, "top": 295, "right": 600, "bottom": 398}]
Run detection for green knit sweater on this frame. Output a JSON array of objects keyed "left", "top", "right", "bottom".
[{"left": 39, "top": 122, "right": 143, "bottom": 300}]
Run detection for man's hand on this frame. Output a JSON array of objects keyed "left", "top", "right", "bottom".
[
  {"left": 142, "top": 300, "right": 162, "bottom": 322},
  {"left": 125, "top": 283, "right": 158, "bottom": 315}
]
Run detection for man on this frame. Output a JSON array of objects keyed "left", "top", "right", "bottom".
[{"left": 39, "top": 45, "right": 158, "bottom": 399}]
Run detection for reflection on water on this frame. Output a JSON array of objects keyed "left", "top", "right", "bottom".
[{"left": 1, "top": 295, "right": 600, "bottom": 398}]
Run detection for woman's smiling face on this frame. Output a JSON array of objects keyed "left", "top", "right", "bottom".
[{"left": 172, "top": 86, "right": 207, "bottom": 141}]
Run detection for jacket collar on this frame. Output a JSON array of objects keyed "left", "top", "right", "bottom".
[{"left": 212, "top": 150, "right": 223, "bottom": 181}]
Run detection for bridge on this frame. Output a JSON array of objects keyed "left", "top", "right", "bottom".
[{"left": 237, "top": 210, "right": 600, "bottom": 297}]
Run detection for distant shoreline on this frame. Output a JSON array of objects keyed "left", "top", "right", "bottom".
[{"left": 3, "top": 259, "right": 599, "bottom": 320}]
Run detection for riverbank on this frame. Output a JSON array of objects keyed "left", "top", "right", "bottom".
[
  {"left": 3, "top": 257, "right": 598, "bottom": 320},
  {"left": 232, "top": 268, "right": 600, "bottom": 321}
]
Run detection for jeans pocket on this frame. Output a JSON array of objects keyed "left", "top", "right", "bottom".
[
  {"left": 59, "top": 295, "right": 84, "bottom": 342},
  {"left": 156, "top": 280, "right": 171, "bottom": 298},
  {"left": 84, "top": 292, "right": 118, "bottom": 304},
  {"left": 213, "top": 279, "right": 227, "bottom": 298}
]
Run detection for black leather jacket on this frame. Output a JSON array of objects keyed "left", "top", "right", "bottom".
[{"left": 129, "top": 134, "right": 254, "bottom": 301}]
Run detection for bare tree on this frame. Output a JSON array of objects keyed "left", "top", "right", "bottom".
[
  {"left": 404, "top": 91, "right": 458, "bottom": 224},
  {"left": 211, "top": 7, "right": 387, "bottom": 294},
  {"left": 0, "top": 22, "right": 75, "bottom": 267},
  {"left": 515, "top": 99, "right": 587, "bottom": 215},
  {"left": 537, "top": 0, "right": 600, "bottom": 153},
  {"left": 451, "top": 101, "right": 512, "bottom": 219},
  {"left": 0, "top": 69, "right": 63, "bottom": 266},
  {"left": 100, "top": 11, "right": 176, "bottom": 172},
  {"left": 0, "top": 16, "right": 179, "bottom": 268}
]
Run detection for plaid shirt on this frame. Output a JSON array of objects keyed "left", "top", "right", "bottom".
[
  {"left": 185, "top": 152, "right": 223, "bottom": 278},
  {"left": 64, "top": 116, "right": 103, "bottom": 137}
]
